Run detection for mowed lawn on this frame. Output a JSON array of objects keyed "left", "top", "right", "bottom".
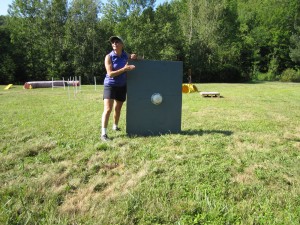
[{"left": 0, "top": 82, "right": 299, "bottom": 224}]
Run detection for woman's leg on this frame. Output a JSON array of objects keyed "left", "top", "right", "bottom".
[
  {"left": 113, "top": 100, "right": 124, "bottom": 127},
  {"left": 102, "top": 99, "right": 114, "bottom": 131}
]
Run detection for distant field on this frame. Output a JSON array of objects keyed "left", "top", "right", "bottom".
[{"left": 0, "top": 83, "right": 299, "bottom": 224}]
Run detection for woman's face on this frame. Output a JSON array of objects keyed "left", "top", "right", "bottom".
[{"left": 112, "top": 40, "right": 123, "bottom": 51}]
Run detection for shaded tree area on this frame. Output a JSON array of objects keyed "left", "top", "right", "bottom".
[
  {"left": 0, "top": 16, "right": 15, "bottom": 84},
  {"left": 0, "top": 0, "right": 300, "bottom": 84}
]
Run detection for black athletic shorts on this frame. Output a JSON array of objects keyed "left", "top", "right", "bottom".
[{"left": 103, "top": 85, "right": 127, "bottom": 102}]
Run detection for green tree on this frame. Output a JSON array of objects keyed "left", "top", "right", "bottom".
[
  {"left": 102, "top": 0, "right": 156, "bottom": 58},
  {"left": 42, "top": 0, "right": 68, "bottom": 80},
  {"left": 237, "top": 0, "right": 299, "bottom": 79},
  {"left": 154, "top": 1, "right": 184, "bottom": 61},
  {"left": 65, "top": 0, "right": 101, "bottom": 83},
  {"left": 4, "top": 0, "right": 300, "bottom": 84},
  {"left": 179, "top": 0, "right": 242, "bottom": 82},
  {"left": 290, "top": 25, "right": 300, "bottom": 64},
  {"left": 0, "top": 16, "right": 16, "bottom": 84},
  {"left": 8, "top": 0, "right": 50, "bottom": 81}
]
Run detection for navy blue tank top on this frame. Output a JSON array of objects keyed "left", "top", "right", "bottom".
[{"left": 104, "top": 50, "right": 128, "bottom": 87}]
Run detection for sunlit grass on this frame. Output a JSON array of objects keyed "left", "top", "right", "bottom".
[{"left": 0, "top": 82, "right": 300, "bottom": 224}]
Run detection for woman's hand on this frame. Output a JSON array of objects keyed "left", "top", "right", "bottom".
[{"left": 124, "top": 63, "right": 136, "bottom": 72}]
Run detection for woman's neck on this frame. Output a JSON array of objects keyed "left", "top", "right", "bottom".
[{"left": 114, "top": 49, "right": 122, "bottom": 56}]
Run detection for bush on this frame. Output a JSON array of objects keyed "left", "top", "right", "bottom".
[
  {"left": 280, "top": 69, "right": 300, "bottom": 82},
  {"left": 256, "top": 72, "right": 277, "bottom": 81}
]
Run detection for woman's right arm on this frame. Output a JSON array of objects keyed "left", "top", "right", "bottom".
[{"left": 105, "top": 54, "right": 135, "bottom": 78}]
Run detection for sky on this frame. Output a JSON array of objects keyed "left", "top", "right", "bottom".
[{"left": 0, "top": 0, "right": 169, "bottom": 16}]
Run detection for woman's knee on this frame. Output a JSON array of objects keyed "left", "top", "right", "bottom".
[
  {"left": 103, "top": 99, "right": 114, "bottom": 114},
  {"left": 104, "top": 106, "right": 112, "bottom": 115}
]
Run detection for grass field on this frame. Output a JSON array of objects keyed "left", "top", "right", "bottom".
[{"left": 0, "top": 82, "right": 300, "bottom": 224}]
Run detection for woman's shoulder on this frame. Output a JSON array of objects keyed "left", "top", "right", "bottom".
[
  {"left": 107, "top": 51, "right": 114, "bottom": 57},
  {"left": 105, "top": 53, "right": 113, "bottom": 64}
]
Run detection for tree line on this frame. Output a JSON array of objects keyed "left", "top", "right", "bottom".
[{"left": 1, "top": 0, "right": 300, "bottom": 85}]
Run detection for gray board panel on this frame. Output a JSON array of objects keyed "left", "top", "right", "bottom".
[{"left": 126, "top": 60, "right": 183, "bottom": 136}]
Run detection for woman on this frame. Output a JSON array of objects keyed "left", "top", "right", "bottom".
[{"left": 101, "top": 36, "right": 137, "bottom": 141}]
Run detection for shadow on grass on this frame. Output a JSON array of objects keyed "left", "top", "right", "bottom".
[
  {"left": 126, "top": 129, "right": 233, "bottom": 138},
  {"left": 181, "top": 129, "right": 233, "bottom": 136}
]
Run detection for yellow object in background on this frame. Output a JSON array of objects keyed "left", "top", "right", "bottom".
[
  {"left": 182, "top": 68, "right": 199, "bottom": 93},
  {"left": 182, "top": 84, "right": 198, "bottom": 93},
  {"left": 4, "top": 84, "right": 13, "bottom": 90}
]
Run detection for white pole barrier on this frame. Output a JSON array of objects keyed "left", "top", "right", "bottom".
[
  {"left": 52, "top": 77, "right": 54, "bottom": 91},
  {"left": 68, "top": 79, "right": 70, "bottom": 100},
  {"left": 94, "top": 76, "right": 96, "bottom": 91},
  {"left": 73, "top": 77, "right": 76, "bottom": 98},
  {"left": 75, "top": 76, "right": 78, "bottom": 94},
  {"left": 79, "top": 76, "right": 81, "bottom": 92}
]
